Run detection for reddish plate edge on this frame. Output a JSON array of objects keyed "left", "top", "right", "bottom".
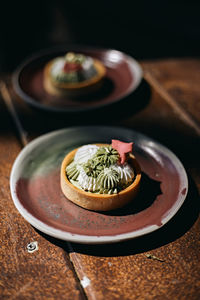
[
  {"left": 12, "top": 46, "right": 142, "bottom": 113},
  {"left": 10, "top": 126, "right": 188, "bottom": 244}
]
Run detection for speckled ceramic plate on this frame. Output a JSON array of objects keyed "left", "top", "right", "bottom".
[
  {"left": 10, "top": 127, "right": 188, "bottom": 244},
  {"left": 12, "top": 46, "right": 142, "bottom": 114}
]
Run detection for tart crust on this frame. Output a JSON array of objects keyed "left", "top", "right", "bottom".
[
  {"left": 44, "top": 58, "right": 106, "bottom": 97},
  {"left": 60, "top": 145, "right": 141, "bottom": 211}
]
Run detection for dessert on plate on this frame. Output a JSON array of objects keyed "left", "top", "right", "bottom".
[
  {"left": 43, "top": 52, "right": 106, "bottom": 97},
  {"left": 60, "top": 140, "right": 141, "bottom": 211}
]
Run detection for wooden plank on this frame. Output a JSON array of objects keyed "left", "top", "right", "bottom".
[
  {"left": 0, "top": 98, "right": 85, "bottom": 299},
  {"left": 142, "top": 58, "right": 200, "bottom": 135}
]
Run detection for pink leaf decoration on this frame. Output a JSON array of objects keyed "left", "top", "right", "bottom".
[{"left": 112, "top": 140, "right": 133, "bottom": 164}]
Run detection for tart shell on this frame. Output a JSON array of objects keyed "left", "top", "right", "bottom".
[
  {"left": 60, "top": 146, "right": 142, "bottom": 211},
  {"left": 44, "top": 58, "right": 106, "bottom": 97}
]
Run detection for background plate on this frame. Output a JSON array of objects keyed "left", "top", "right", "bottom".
[
  {"left": 12, "top": 46, "right": 142, "bottom": 113},
  {"left": 10, "top": 126, "right": 188, "bottom": 244}
]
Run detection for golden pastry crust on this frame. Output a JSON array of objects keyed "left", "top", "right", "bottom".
[
  {"left": 60, "top": 145, "right": 141, "bottom": 211},
  {"left": 44, "top": 59, "right": 106, "bottom": 97}
]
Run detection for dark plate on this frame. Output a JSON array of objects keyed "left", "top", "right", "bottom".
[
  {"left": 10, "top": 126, "right": 188, "bottom": 244},
  {"left": 12, "top": 46, "right": 142, "bottom": 113}
]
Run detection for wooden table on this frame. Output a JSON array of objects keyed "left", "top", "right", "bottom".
[{"left": 0, "top": 58, "right": 200, "bottom": 299}]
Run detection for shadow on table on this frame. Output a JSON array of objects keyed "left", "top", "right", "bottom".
[
  {"left": 11, "top": 79, "right": 151, "bottom": 135},
  {"left": 37, "top": 173, "right": 199, "bottom": 257},
  {"left": 101, "top": 172, "right": 162, "bottom": 216}
]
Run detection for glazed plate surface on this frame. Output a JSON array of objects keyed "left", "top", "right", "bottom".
[
  {"left": 10, "top": 127, "right": 188, "bottom": 244},
  {"left": 12, "top": 46, "right": 142, "bottom": 113}
]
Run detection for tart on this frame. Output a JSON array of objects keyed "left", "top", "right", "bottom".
[
  {"left": 60, "top": 140, "right": 141, "bottom": 211},
  {"left": 44, "top": 52, "right": 106, "bottom": 97}
]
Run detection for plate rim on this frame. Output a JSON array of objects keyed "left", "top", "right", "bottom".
[
  {"left": 12, "top": 45, "right": 143, "bottom": 113},
  {"left": 10, "top": 126, "right": 188, "bottom": 244}
]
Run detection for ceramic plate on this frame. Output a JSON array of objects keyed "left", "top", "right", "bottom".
[
  {"left": 12, "top": 46, "right": 142, "bottom": 114},
  {"left": 10, "top": 127, "right": 188, "bottom": 244}
]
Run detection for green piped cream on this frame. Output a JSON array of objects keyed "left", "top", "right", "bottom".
[
  {"left": 93, "top": 146, "right": 119, "bottom": 167},
  {"left": 66, "top": 144, "right": 135, "bottom": 194},
  {"left": 97, "top": 168, "right": 119, "bottom": 190},
  {"left": 50, "top": 52, "right": 97, "bottom": 84}
]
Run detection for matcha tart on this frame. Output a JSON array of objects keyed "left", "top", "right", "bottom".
[
  {"left": 60, "top": 141, "right": 141, "bottom": 211},
  {"left": 44, "top": 52, "right": 106, "bottom": 97}
]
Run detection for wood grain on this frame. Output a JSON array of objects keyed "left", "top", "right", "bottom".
[
  {"left": 142, "top": 59, "right": 200, "bottom": 134},
  {"left": 0, "top": 98, "right": 85, "bottom": 299}
]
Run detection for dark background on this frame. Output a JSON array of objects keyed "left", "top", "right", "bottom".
[{"left": 0, "top": 0, "right": 200, "bottom": 72}]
